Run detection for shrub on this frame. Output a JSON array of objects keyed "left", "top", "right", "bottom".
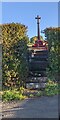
[
  {"left": 45, "top": 80, "right": 58, "bottom": 96},
  {"left": 44, "top": 27, "right": 60, "bottom": 81},
  {"left": 2, "top": 88, "right": 26, "bottom": 101},
  {"left": 0, "top": 23, "right": 29, "bottom": 89}
]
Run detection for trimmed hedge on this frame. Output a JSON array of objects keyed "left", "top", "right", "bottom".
[
  {"left": 44, "top": 27, "right": 60, "bottom": 81},
  {"left": 0, "top": 23, "right": 29, "bottom": 89}
]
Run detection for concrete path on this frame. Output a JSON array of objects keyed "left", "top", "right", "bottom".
[{"left": 2, "top": 95, "right": 59, "bottom": 118}]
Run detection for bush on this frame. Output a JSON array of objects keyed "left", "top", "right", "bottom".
[
  {"left": 45, "top": 80, "right": 58, "bottom": 96},
  {"left": 2, "top": 88, "right": 26, "bottom": 101},
  {"left": 44, "top": 27, "right": 60, "bottom": 81},
  {"left": 1, "top": 23, "right": 29, "bottom": 89}
]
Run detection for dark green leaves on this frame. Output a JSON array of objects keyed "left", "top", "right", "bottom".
[{"left": 1, "top": 23, "right": 29, "bottom": 89}]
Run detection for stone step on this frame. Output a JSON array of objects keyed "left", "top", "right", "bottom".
[
  {"left": 26, "top": 77, "right": 47, "bottom": 83},
  {"left": 26, "top": 77, "right": 47, "bottom": 89},
  {"left": 26, "top": 82, "right": 46, "bottom": 89},
  {"left": 29, "top": 71, "right": 47, "bottom": 77}
]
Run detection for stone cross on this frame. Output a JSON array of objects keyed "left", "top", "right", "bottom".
[{"left": 35, "top": 15, "right": 41, "bottom": 40}]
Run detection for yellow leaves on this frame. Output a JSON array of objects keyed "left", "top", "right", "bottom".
[
  {"left": 2, "top": 23, "right": 29, "bottom": 88},
  {"left": 0, "top": 91, "right": 3, "bottom": 95},
  {"left": 34, "top": 37, "right": 37, "bottom": 41},
  {"left": 4, "top": 64, "right": 8, "bottom": 69},
  {"left": 7, "top": 71, "right": 11, "bottom": 76},
  {"left": 1, "top": 23, "right": 27, "bottom": 49}
]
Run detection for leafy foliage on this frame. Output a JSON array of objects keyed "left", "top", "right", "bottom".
[
  {"left": 45, "top": 80, "right": 58, "bottom": 96},
  {"left": 0, "top": 23, "right": 29, "bottom": 89},
  {"left": 44, "top": 27, "right": 60, "bottom": 81},
  {"left": 36, "top": 91, "right": 43, "bottom": 97},
  {"left": 30, "top": 36, "right": 44, "bottom": 43},
  {"left": 2, "top": 88, "right": 26, "bottom": 101}
]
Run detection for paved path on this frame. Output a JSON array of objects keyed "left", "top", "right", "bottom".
[{"left": 2, "top": 95, "right": 59, "bottom": 118}]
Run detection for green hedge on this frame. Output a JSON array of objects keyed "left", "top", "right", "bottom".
[
  {"left": 44, "top": 27, "right": 60, "bottom": 81},
  {"left": 0, "top": 23, "right": 29, "bottom": 89}
]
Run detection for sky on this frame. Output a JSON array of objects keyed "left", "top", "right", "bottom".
[{"left": 0, "top": 2, "right": 58, "bottom": 39}]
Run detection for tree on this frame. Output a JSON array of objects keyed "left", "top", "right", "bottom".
[
  {"left": 44, "top": 27, "right": 60, "bottom": 81},
  {"left": 30, "top": 36, "right": 44, "bottom": 44},
  {"left": 0, "top": 23, "right": 29, "bottom": 89}
]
